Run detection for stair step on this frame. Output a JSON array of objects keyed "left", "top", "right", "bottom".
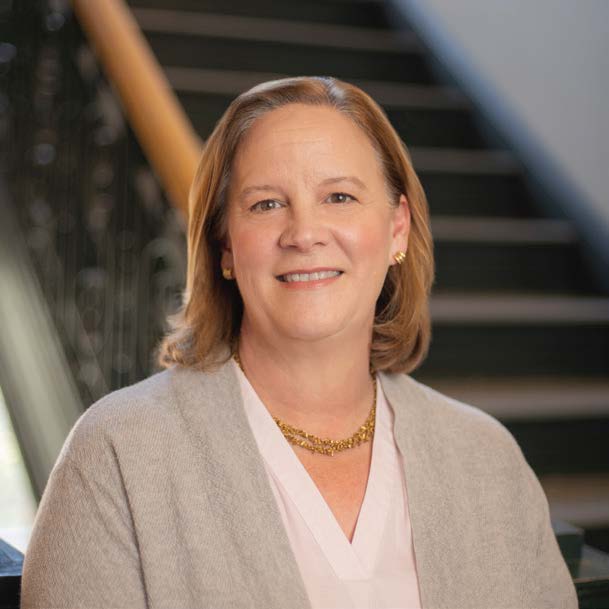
[
  {"left": 127, "top": 0, "right": 392, "bottom": 29},
  {"left": 541, "top": 475, "right": 609, "bottom": 529},
  {"left": 136, "top": 10, "right": 433, "bottom": 84},
  {"left": 417, "top": 296, "right": 609, "bottom": 375},
  {"left": 422, "top": 172, "right": 538, "bottom": 217},
  {"left": 411, "top": 147, "right": 519, "bottom": 174},
  {"left": 554, "top": 520, "right": 584, "bottom": 563},
  {"left": 431, "top": 217, "right": 576, "bottom": 244},
  {"left": 132, "top": 8, "right": 416, "bottom": 52},
  {"left": 430, "top": 293, "right": 609, "bottom": 324},
  {"left": 434, "top": 236, "right": 593, "bottom": 292},
  {"left": 422, "top": 326, "right": 608, "bottom": 376},
  {"left": 508, "top": 418, "right": 609, "bottom": 476},
  {"left": 421, "top": 376, "right": 609, "bottom": 419}
]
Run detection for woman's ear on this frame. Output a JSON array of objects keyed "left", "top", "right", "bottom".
[{"left": 390, "top": 194, "right": 410, "bottom": 263}]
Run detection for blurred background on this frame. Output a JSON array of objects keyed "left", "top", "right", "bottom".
[{"left": 0, "top": 0, "right": 608, "bottom": 603}]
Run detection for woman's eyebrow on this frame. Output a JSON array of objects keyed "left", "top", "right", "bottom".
[
  {"left": 238, "top": 176, "right": 367, "bottom": 200},
  {"left": 319, "top": 176, "right": 367, "bottom": 190},
  {"left": 238, "top": 184, "right": 277, "bottom": 200}
]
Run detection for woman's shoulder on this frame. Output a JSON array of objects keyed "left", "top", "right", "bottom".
[
  {"left": 381, "top": 371, "right": 509, "bottom": 428},
  {"left": 54, "top": 369, "right": 167, "bottom": 465},
  {"left": 75, "top": 368, "right": 175, "bottom": 431},
  {"left": 381, "top": 372, "right": 577, "bottom": 607},
  {"left": 57, "top": 364, "right": 229, "bottom": 470},
  {"left": 380, "top": 371, "right": 525, "bottom": 465},
  {"left": 382, "top": 371, "right": 546, "bottom": 518}
]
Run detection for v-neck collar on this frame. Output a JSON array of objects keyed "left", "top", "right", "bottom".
[
  {"left": 170, "top": 355, "right": 451, "bottom": 609},
  {"left": 235, "top": 360, "right": 401, "bottom": 580}
]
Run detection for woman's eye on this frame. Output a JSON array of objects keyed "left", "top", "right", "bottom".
[
  {"left": 251, "top": 199, "right": 282, "bottom": 212},
  {"left": 327, "top": 192, "right": 356, "bottom": 204}
]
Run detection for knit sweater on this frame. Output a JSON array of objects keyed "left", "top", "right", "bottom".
[{"left": 21, "top": 359, "right": 578, "bottom": 609}]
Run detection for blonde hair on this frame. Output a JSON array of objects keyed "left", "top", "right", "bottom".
[{"left": 156, "top": 76, "right": 434, "bottom": 373}]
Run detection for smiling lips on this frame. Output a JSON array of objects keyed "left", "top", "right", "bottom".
[{"left": 276, "top": 269, "right": 343, "bottom": 283}]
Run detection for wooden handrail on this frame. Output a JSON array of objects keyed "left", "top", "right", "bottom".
[{"left": 70, "top": 0, "right": 202, "bottom": 217}]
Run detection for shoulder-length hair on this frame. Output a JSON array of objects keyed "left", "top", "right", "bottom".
[{"left": 156, "top": 76, "right": 434, "bottom": 374}]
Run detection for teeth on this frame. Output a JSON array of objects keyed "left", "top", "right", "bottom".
[{"left": 281, "top": 270, "right": 341, "bottom": 283}]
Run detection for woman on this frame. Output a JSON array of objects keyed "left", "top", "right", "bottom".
[{"left": 21, "top": 76, "right": 577, "bottom": 609}]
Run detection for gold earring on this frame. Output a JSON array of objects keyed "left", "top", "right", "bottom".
[
  {"left": 222, "top": 267, "right": 234, "bottom": 280},
  {"left": 393, "top": 251, "right": 406, "bottom": 265}
]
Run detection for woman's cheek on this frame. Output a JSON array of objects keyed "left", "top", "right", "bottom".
[
  {"left": 234, "top": 224, "right": 274, "bottom": 261},
  {"left": 341, "top": 218, "right": 388, "bottom": 260}
]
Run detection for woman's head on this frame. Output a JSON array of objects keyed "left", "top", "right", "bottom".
[{"left": 156, "top": 76, "right": 434, "bottom": 373}]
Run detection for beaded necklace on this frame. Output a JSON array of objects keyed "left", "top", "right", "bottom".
[{"left": 233, "top": 350, "right": 376, "bottom": 456}]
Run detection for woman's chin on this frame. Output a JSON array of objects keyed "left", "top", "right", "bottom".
[
  {"left": 272, "top": 315, "right": 355, "bottom": 344},
  {"left": 243, "top": 303, "right": 371, "bottom": 345}
]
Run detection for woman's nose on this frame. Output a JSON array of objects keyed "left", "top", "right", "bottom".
[{"left": 278, "top": 205, "right": 329, "bottom": 251}]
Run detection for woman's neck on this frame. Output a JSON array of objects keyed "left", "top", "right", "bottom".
[{"left": 236, "top": 324, "right": 376, "bottom": 439}]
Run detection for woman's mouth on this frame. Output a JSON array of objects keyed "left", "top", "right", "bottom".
[{"left": 277, "top": 270, "right": 343, "bottom": 283}]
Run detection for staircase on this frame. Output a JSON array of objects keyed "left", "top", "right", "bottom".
[{"left": 2, "top": 0, "right": 608, "bottom": 590}]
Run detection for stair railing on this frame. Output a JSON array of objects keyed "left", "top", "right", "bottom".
[{"left": 70, "top": 0, "right": 202, "bottom": 217}]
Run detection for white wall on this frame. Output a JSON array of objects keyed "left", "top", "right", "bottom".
[{"left": 389, "top": 0, "right": 609, "bottom": 289}]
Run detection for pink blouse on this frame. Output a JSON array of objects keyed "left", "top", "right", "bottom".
[{"left": 235, "top": 361, "right": 422, "bottom": 609}]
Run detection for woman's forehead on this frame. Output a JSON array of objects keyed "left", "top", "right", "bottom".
[
  {"left": 231, "top": 104, "right": 383, "bottom": 187},
  {"left": 240, "top": 103, "right": 369, "bottom": 149}
]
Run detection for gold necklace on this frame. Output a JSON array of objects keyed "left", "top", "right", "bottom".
[{"left": 233, "top": 351, "right": 376, "bottom": 456}]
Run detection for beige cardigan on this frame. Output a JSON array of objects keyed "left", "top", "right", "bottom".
[{"left": 21, "top": 360, "right": 578, "bottom": 609}]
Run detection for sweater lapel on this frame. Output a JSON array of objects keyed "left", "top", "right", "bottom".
[
  {"left": 379, "top": 371, "right": 455, "bottom": 609},
  {"left": 170, "top": 358, "right": 311, "bottom": 609}
]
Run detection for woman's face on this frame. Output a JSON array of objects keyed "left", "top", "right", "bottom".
[{"left": 222, "top": 103, "right": 410, "bottom": 345}]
